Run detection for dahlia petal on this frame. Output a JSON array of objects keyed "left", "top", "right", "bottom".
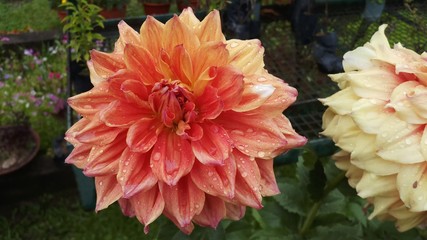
[
  {"left": 368, "top": 196, "right": 399, "bottom": 219},
  {"left": 177, "top": 122, "right": 203, "bottom": 141},
  {"left": 107, "top": 70, "right": 143, "bottom": 99},
  {"left": 178, "top": 7, "right": 200, "bottom": 29},
  {"left": 342, "top": 45, "right": 376, "bottom": 71},
  {"left": 68, "top": 81, "right": 114, "bottom": 119},
  {"left": 127, "top": 118, "right": 162, "bottom": 153},
  {"left": 350, "top": 134, "right": 401, "bottom": 176},
  {"left": 347, "top": 67, "right": 402, "bottom": 101},
  {"left": 74, "top": 117, "right": 123, "bottom": 145},
  {"left": 256, "top": 158, "right": 280, "bottom": 196},
  {"left": 232, "top": 82, "right": 275, "bottom": 112},
  {"left": 151, "top": 130, "right": 195, "bottom": 185},
  {"left": 320, "top": 87, "right": 359, "bottom": 115},
  {"left": 65, "top": 117, "right": 91, "bottom": 145},
  {"left": 356, "top": 173, "right": 398, "bottom": 198},
  {"left": 351, "top": 98, "right": 391, "bottom": 134},
  {"left": 209, "top": 66, "right": 244, "bottom": 110},
  {"left": 163, "top": 209, "right": 195, "bottom": 234},
  {"left": 376, "top": 117, "right": 424, "bottom": 164},
  {"left": 100, "top": 100, "right": 152, "bottom": 127},
  {"left": 87, "top": 60, "right": 104, "bottom": 86},
  {"left": 421, "top": 127, "right": 427, "bottom": 159},
  {"left": 160, "top": 175, "right": 205, "bottom": 228},
  {"left": 396, "top": 163, "right": 427, "bottom": 212},
  {"left": 163, "top": 15, "right": 200, "bottom": 55},
  {"left": 118, "top": 20, "right": 141, "bottom": 46},
  {"left": 130, "top": 185, "right": 165, "bottom": 233},
  {"left": 190, "top": 156, "right": 236, "bottom": 199},
  {"left": 120, "top": 79, "right": 150, "bottom": 104},
  {"left": 321, "top": 115, "right": 362, "bottom": 152},
  {"left": 216, "top": 111, "right": 289, "bottom": 159},
  {"left": 272, "top": 115, "right": 308, "bottom": 151},
  {"left": 140, "top": 16, "right": 165, "bottom": 60},
  {"left": 231, "top": 151, "right": 263, "bottom": 209},
  {"left": 90, "top": 50, "right": 126, "bottom": 79},
  {"left": 170, "top": 44, "right": 193, "bottom": 85},
  {"left": 64, "top": 144, "right": 92, "bottom": 169},
  {"left": 389, "top": 81, "right": 427, "bottom": 124},
  {"left": 193, "top": 195, "right": 226, "bottom": 228},
  {"left": 245, "top": 74, "right": 298, "bottom": 116},
  {"left": 118, "top": 198, "right": 136, "bottom": 217},
  {"left": 124, "top": 44, "right": 164, "bottom": 85},
  {"left": 224, "top": 202, "right": 246, "bottom": 220},
  {"left": 84, "top": 134, "right": 127, "bottom": 176},
  {"left": 196, "top": 9, "right": 225, "bottom": 43},
  {"left": 195, "top": 86, "right": 223, "bottom": 121},
  {"left": 192, "top": 122, "right": 232, "bottom": 165},
  {"left": 192, "top": 42, "right": 228, "bottom": 88},
  {"left": 388, "top": 203, "right": 427, "bottom": 232},
  {"left": 95, "top": 175, "right": 123, "bottom": 211},
  {"left": 117, "top": 148, "right": 157, "bottom": 198},
  {"left": 227, "top": 39, "right": 265, "bottom": 75}
]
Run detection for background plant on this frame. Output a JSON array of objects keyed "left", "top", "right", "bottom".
[
  {"left": 61, "top": 0, "right": 105, "bottom": 63},
  {"left": 0, "top": 40, "right": 68, "bottom": 152}
]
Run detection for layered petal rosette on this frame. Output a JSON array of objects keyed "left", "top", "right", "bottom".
[
  {"left": 321, "top": 24, "right": 427, "bottom": 231},
  {"left": 65, "top": 8, "right": 306, "bottom": 233}
]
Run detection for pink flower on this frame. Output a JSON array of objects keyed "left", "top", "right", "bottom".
[
  {"left": 65, "top": 8, "right": 306, "bottom": 234},
  {"left": 321, "top": 25, "right": 427, "bottom": 231}
]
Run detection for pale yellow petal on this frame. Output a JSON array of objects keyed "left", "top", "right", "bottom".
[
  {"left": 356, "top": 173, "right": 397, "bottom": 198},
  {"left": 351, "top": 98, "right": 391, "bottom": 134},
  {"left": 319, "top": 87, "right": 359, "bottom": 115},
  {"left": 396, "top": 163, "right": 427, "bottom": 212},
  {"left": 226, "top": 39, "right": 264, "bottom": 75}
]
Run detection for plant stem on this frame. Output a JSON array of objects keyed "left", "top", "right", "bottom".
[{"left": 299, "top": 171, "right": 346, "bottom": 236}]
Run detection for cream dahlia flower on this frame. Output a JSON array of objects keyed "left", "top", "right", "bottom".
[
  {"left": 65, "top": 8, "right": 306, "bottom": 233},
  {"left": 321, "top": 24, "right": 427, "bottom": 231}
]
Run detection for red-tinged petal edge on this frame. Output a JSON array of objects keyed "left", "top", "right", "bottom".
[
  {"left": 118, "top": 198, "right": 135, "bottom": 217},
  {"left": 67, "top": 81, "right": 114, "bottom": 119},
  {"left": 193, "top": 195, "right": 226, "bottom": 228},
  {"left": 160, "top": 175, "right": 205, "bottom": 229},
  {"left": 90, "top": 50, "right": 126, "bottom": 78},
  {"left": 225, "top": 202, "right": 246, "bottom": 220},
  {"left": 191, "top": 122, "right": 232, "bottom": 165},
  {"left": 130, "top": 185, "right": 165, "bottom": 234},
  {"left": 150, "top": 130, "right": 195, "bottom": 185},
  {"left": 195, "top": 85, "right": 223, "bottom": 121},
  {"left": 100, "top": 100, "right": 152, "bottom": 127},
  {"left": 256, "top": 158, "right": 280, "bottom": 196},
  {"left": 163, "top": 209, "right": 195, "bottom": 234},
  {"left": 64, "top": 144, "right": 92, "bottom": 169},
  {"left": 74, "top": 117, "right": 124, "bottom": 145},
  {"left": 190, "top": 156, "right": 236, "bottom": 199},
  {"left": 95, "top": 175, "right": 123, "bottom": 212},
  {"left": 209, "top": 66, "right": 244, "bottom": 111},
  {"left": 232, "top": 151, "right": 263, "bottom": 209},
  {"left": 117, "top": 148, "right": 157, "bottom": 198}
]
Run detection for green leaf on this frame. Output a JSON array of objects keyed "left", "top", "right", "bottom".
[
  {"left": 307, "top": 160, "right": 327, "bottom": 201},
  {"left": 307, "top": 223, "right": 363, "bottom": 240},
  {"left": 317, "top": 189, "right": 347, "bottom": 216},
  {"left": 274, "top": 180, "right": 310, "bottom": 216}
]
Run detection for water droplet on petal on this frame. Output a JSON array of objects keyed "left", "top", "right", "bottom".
[
  {"left": 242, "top": 172, "right": 248, "bottom": 177},
  {"left": 257, "top": 151, "right": 265, "bottom": 157},
  {"left": 230, "top": 42, "right": 238, "bottom": 48},
  {"left": 208, "top": 171, "right": 214, "bottom": 177},
  {"left": 153, "top": 152, "right": 161, "bottom": 161},
  {"left": 99, "top": 181, "right": 103, "bottom": 186},
  {"left": 257, "top": 77, "right": 267, "bottom": 82}
]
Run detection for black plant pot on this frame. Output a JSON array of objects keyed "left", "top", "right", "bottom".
[
  {"left": 313, "top": 31, "right": 343, "bottom": 74},
  {"left": 223, "top": 0, "right": 261, "bottom": 40},
  {"left": 70, "top": 60, "right": 93, "bottom": 94}
]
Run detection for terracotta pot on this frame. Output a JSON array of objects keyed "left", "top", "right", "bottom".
[
  {"left": 176, "top": 0, "right": 199, "bottom": 11},
  {"left": 143, "top": 2, "right": 171, "bottom": 15},
  {"left": 100, "top": 6, "right": 127, "bottom": 19},
  {"left": 0, "top": 125, "right": 40, "bottom": 175},
  {"left": 57, "top": 10, "right": 67, "bottom": 21}
]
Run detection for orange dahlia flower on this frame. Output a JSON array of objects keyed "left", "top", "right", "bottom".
[
  {"left": 65, "top": 8, "right": 306, "bottom": 233},
  {"left": 321, "top": 25, "right": 427, "bottom": 231}
]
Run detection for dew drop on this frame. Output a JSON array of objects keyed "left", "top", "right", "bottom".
[
  {"left": 195, "top": 204, "right": 200, "bottom": 209},
  {"left": 99, "top": 181, "right": 103, "bottom": 186},
  {"left": 257, "top": 77, "right": 267, "bottom": 82},
  {"left": 122, "top": 169, "right": 127, "bottom": 173},
  {"left": 119, "top": 177, "right": 124, "bottom": 182},
  {"left": 257, "top": 151, "right": 265, "bottom": 157},
  {"left": 213, "top": 177, "right": 218, "bottom": 181},
  {"left": 246, "top": 128, "right": 254, "bottom": 133},
  {"left": 208, "top": 171, "right": 214, "bottom": 177},
  {"left": 230, "top": 42, "right": 238, "bottom": 48},
  {"left": 405, "top": 139, "right": 412, "bottom": 145},
  {"left": 231, "top": 129, "right": 244, "bottom": 136},
  {"left": 153, "top": 152, "right": 161, "bottom": 161},
  {"left": 242, "top": 172, "right": 248, "bottom": 177},
  {"left": 125, "top": 161, "right": 130, "bottom": 166}
]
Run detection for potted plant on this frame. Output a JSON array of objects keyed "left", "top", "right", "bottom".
[
  {"left": 223, "top": 0, "right": 261, "bottom": 39},
  {"left": 141, "top": 0, "right": 171, "bottom": 15},
  {"left": 61, "top": 0, "right": 105, "bottom": 92},
  {"left": 91, "top": 0, "right": 130, "bottom": 19}
]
